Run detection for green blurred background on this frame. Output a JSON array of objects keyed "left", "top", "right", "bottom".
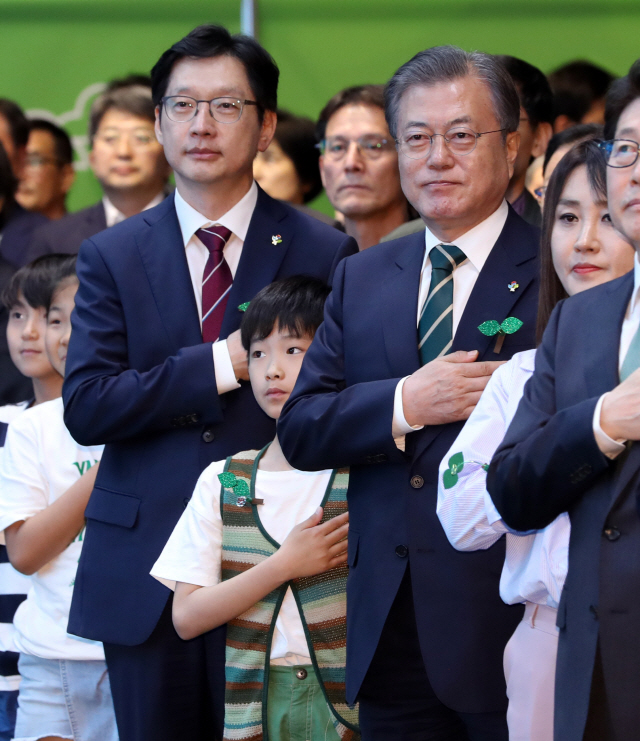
[{"left": 1, "top": 0, "right": 639, "bottom": 215}]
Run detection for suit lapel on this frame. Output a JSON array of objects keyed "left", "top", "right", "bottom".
[
  {"left": 135, "top": 194, "right": 203, "bottom": 350},
  {"left": 381, "top": 233, "right": 424, "bottom": 378},
  {"left": 220, "top": 187, "right": 290, "bottom": 339},
  {"left": 413, "top": 208, "right": 539, "bottom": 461},
  {"left": 583, "top": 273, "right": 633, "bottom": 399}
]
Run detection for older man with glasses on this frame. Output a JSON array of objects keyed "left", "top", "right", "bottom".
[
  {"left": 61, "top": 24, "right": 356, "bottom": 741},
  {"left": 279, "top": 45, "right": 541, "bottom": 739},
  {"left": 316, "top": 85, "right": 411, "bottom": 250}
]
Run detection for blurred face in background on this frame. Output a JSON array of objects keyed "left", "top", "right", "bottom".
[
  {"left": 90, "top": 108, "right": 170, "bottom": 196},
  {"left": 17, "top": 128, "right": 75, "bottom": 219},
  {"left": 320, "top": 104, "right": 404, "bottom": 220},
  {"left": 254, "top": 139, "right": 308, "bottom": 204}
]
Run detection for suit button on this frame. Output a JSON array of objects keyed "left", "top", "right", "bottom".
[
  {"left": 395, "top": 545, "right": 408, "bottom": 558},
  {"left": 410, "top": 475, "right": 424, "bottom": 489},
  {"left": 603, "top": 527, "right": 621, "bottom": 541},
  {"left": 202, "top": 427, "right": 215, "bottom": 443},
  {"left": 295, "top": 668, "right": 308, "bottom": 680}
]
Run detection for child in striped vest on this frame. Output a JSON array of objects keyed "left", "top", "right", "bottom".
[{"left": 152, "top": 275, "right": 359, "bottom": 741}]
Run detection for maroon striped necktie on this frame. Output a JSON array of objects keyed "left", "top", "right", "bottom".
[{"left": 196, "top": 225, "right": 233, "bottom": 343}]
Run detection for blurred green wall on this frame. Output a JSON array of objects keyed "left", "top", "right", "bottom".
[{"left": 1, "top": 0, "right": 639, "bottom": 215}]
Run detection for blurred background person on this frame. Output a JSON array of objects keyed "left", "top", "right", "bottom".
[
  {"left": 548, "top": 60, "right": 615, "bottom": 132},
  {"left": 537, "top": 123, "right": 603, "bottom": 206},
  {"left": 0, "top": 143, "right": 48, "bottom": 405},
  {"left": 0, "top": 99, "right": 28, "bottom": 180},
  {"left": 496, "top": 55, "right": 554, "bottom": 227},
  {"left": 27, "top": 76, "right": 171, "bottom": 259},
  {"left": 317, "top": 84, "right": 411, "bottom": 249},
  {"left": 16, "top": 119, "right": 75, "bottom": 220}
]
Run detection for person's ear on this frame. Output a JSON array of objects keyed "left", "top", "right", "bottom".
[
  {"left": 154, "top": 106, "right": 164, "bottom": 146},
  {"left": 257, "top": 109, "right": 277, "bottom": 153},
  {"left": 505, "top": 130, "right": 520, "bottom": 179},
  {"left": 553, "top": 114, "right": 574, "bottom": 134},
  {"left": 531, "top": 122, "right": 553, "bottom": 159},
  {"left": 61, "top": 164, "right": 76, "bottom": 195}
]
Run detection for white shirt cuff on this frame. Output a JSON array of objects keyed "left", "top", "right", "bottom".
[
  {"left": 212, "top": 340, "right": 242, "bottom": 396},
  {"left": 593, "top": 393, "right": 626, "bottom": 459},
  {"left": 392, "top": 376, "right": 424, "bottom": 451}
]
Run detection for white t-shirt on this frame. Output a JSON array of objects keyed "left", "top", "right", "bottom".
[
  {"left": 151, "top": 456, "right": 333, "bottom": 666},
  {"left": 0, "top": 397, "right": 105, "bottom": 660}
]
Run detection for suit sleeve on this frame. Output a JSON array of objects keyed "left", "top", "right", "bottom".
[
  {"left": 278, "top": 256, "right": 407, "bottom": 471},
  {"left": 63, "top": 238, "right": 221, "bottom": 446},
  {"left": 328, "top": 234, "right": 358, "bottom": 280},
  {"left": 487, "top": 301, "right": 610, "bottom": 531}
]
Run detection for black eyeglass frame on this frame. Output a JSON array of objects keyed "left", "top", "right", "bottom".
[
  {"left": 598, "top": 138, "right": 640, "bottom": 169},
  {"left": 160, "top": 96, "right": 260, "bottom": 124}
]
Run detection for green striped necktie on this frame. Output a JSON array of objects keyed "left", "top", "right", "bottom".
[
  {"left": 620, "top": 323, "right": 640, "bottom": 381},
  {"left": 418, "top": 244, "right": 468, "bottom": 366}
]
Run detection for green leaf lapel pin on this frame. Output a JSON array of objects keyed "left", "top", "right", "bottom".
[
  {"left": 238, "top": 302, "right": 250, "bottom": 312},
  {"left": 218, "top": 472, "right": 263, "bottom": 506},
  {"left": 478, "top": 317, "right": 523, "bottom": 354},
  {"left": 442, "top": 452, "right": 490, "bottom": 489}
]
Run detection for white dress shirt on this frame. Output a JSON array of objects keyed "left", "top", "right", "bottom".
[
  {"left": 436, "top": 349, "right": 570, "bottom": 608},
  {"left": 392, "top": 200, "right": 510, "bottom": 447},
  {"left": 593, "top": 252, "right": 640, "bottom": 457},
  {"left": 102, "top": 191, "right": 165, "bottom": 228},
  {"left": 173, "top": 182, "right": 259, "bottom": 395}
]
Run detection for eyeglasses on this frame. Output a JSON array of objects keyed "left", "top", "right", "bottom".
[
  {"left": 25, "top": 153, "right": 62, "bottom": 168},
  {"left": 396, "top": 127, "right": 507, "bottom": 160},
  {"left": 598, "top": 139, "right": 640, "bottom": 168},
  {"left": 161, "top": 96, "right": 258, "bottom": 124},
  {"left": 316, "top": 135, "right": 393, "bottom": 161},
  {"left": 94, "top": 129, "right": 157, "bottom": 149}
]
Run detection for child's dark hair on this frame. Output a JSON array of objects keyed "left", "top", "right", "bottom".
[
  {"left": 1, "top": 254, "right": 77, "bottom": 311},
  {"left": 241, "top": 275, "right": 330, "bottom": 351}
]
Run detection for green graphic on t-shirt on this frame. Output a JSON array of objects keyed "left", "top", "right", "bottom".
[{"left": 72, "top": 459, "right": 99, "bottom": 476}]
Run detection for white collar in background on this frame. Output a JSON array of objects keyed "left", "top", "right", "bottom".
[
  {"left": 627, "top": 251, "right": 640, "bottom": 318},
  {"left": 174, "top": 181, "right": 258, "bottom": 248},
  {"left": 423, "top": 199, "right": 509, "bottom": 273},
  {"left": 102, "top": 191, "right": 165, "bottom": 228}
]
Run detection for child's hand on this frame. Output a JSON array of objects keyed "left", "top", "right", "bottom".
[{"left": 274, "top": 508, "right": 349, "bottom": 581}]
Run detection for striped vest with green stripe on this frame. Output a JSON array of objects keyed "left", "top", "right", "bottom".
[{"left": 220, "top": 448, "right": 359, "bottom": 741}]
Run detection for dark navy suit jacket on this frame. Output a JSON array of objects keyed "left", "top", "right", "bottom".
[
  {"left": 278, "top": 207, "right": 540, "bottom": 711},
  {"left": 63, "top": 187, "right": 356, "bottom": 645},
  {"left": 489, "top": 271, "right": 640, "bottom": 741},
  {"left": 25, "top": 201, "right": 107, "bottom": 262}
]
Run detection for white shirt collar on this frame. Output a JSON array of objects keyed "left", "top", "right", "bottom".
[
  {"left": 423, "top": 200, "right": 509, "bottom": 272},
  {"left": 174, "top": 181, "right": 258, "bottom": 247},
  {"left": 629, "top": 251, "right": 640, "bottom": 316},
  {"left": 102, "top": 191, "right": 165, "bottom": 228}
]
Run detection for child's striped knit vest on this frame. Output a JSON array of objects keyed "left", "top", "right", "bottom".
[{"left": 219, "top": 448, "right": 359, "bottom": 741}]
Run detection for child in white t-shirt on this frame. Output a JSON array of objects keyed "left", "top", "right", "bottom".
[
  {"left": 0, "top": 262, "right": 118, "bottom": 741},
  {"left": 152, "top": 276, "right": 359, "bottom": 741},
  {"left": 0, "top": 255, "right": 78, "bottom": 740}
]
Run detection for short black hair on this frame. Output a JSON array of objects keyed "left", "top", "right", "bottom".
[
  {"left": 106, "top": 74, "right": 152, "bottom": 92},
  {"left": 0, "top": 141, "right": 17, "bottom": 223},
  {"left": 241, "top": 275, "right": 330, "bottom": 351},
  {"left": 543, "top": 123, "right": 603, "bottom": 173},
  {"left": 2, "top": 254, "right": 77, "bottom": 311},
  {"left": 151, "top": 24, "right": 279, "bottom": 123},
  {"left": 274, "top": 110, "right": 322, "bottom": 203},
  {"left": 28, "top": 119, "right": 74, "bottom": 166},
  {"left": 316, "top": 85, "right": 386, "bottom": 142},
  {"left": 495, "top": 55, "right": 554, "bottom": 126},
  {"left": 604, "top": 58, "right": 640, "bottom": 140},
  {"left": 0, "top": 99, "right": 29, "bottom": 150},
  {"left": 548, "top": 60, "right": 615, "bottom": 125}
]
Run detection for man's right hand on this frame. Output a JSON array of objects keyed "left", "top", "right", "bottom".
[
  {"left": 226, "top": 329, "right": 250, "bottom": 382},
  {"left": 600, "top": 367, "right": 640, "bottom": 441},
  {"left": 402, "top": 350, "right": 504, "bottom": 427}
]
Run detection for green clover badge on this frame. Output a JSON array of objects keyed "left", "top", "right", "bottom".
[
  {"left": 218, "top": 472, "right": 252, "bottom": 507},
  {"left": 443, "top": 452, "right": 490, "bottom": 489},
  {"left": 238, "top": 302, "right": 250, "bottom": 312}
]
